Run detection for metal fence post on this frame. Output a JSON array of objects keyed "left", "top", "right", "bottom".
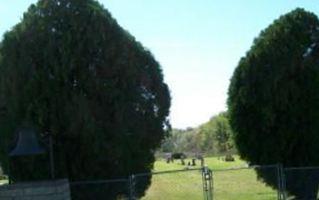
[
  {"left": 277, "top": 164, "right": 282, "bottom": 200},
  {"left": 129, "top": 175, "right": 136, "bottom": 200},
  {"left": 202, "top": 167, "right": 213, "bottom": 200},
  {"left": 277, "top": 164, "right": 286, "bottom": 200},
  {"left": 280, "top": 165, "right": 287, "bottom": 200}
]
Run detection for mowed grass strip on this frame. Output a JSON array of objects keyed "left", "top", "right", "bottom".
[
  {"left": 214, "top": 169, "right": 277, "bottom": 200},
  {"left": 141, "top": 170, "right": 203, "bottom": 200},
  {"left": 141, "top": 156, "right": 278, "bottom": 200}
]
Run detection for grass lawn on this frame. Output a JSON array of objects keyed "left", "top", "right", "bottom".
[
  {"left": 141, "top": 156, "right": 278, "bottom": 200},
  {"left": 0, "top": 179, "right": 8, "bottom": 185}
]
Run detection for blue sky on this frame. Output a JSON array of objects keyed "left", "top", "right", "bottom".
[{"left": 1, "top": 1, "right": 319, "bottom": 128}]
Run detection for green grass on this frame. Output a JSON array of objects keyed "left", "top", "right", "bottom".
[
  {"left": 141, "top": 156, "right": 278, "bottom": 200},
  {"left": 0, "top": 179, "right": 8, "bottom": 185}
]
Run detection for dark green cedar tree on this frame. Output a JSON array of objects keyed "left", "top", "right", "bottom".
[
  {"left": 0, "top": 0, "right": 171, "bottom": 199},
  {"left": 228, "top": 8, "right": 319, "bottom": 199}
]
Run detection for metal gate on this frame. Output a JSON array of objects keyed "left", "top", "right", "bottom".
[
  {"left": 69, "top": 167, "right": 213, "bottom": 200},
  {"left": 132, "top": 167, "right": 213, "bottom": 200}
]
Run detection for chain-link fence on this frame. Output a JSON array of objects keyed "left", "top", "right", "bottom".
[
  {"left": 283, "top": 167, "right": 319, "bottom": 200},
  {"left": 70, "top": 179, "right": 130, "bottom": 200},
  {"left": 68, "top": 165, "right": 319, "bottom": 200},
  {"left": 69, "top": 168, "right": 211, "bottom": 200},
  {"left": 212, "top": 165, "right": 281, "bottom": 200}
]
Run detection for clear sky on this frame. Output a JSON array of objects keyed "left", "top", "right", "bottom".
[{"left": 1, "top": 1, "right": 319, "bottom": 129}]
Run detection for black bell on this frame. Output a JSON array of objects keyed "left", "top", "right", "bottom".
[{"left": 9, "top": 128, "right": 45, "bottom": 156}]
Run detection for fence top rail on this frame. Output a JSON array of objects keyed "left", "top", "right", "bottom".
[
  {"left": 70, "top": 178, "right": 128, "bottom": 186},
  {"left": 211, "top": 164, "right": 279, "bottom": 172},
  {"left": 133, "top": 167, "right": 203, "bottom": 177},
  {"left": 285, "top": 166, "right": 319, "bottom": 171}
]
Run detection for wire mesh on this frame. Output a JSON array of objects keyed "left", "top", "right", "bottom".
[
  {"left": 133, "top": 168, "right": 205, "bottom": 200},
  {"left": 284, "top": 167, "right": 319, "bottom": 200},
  {"left": 212, "top": 165, "right": 280, "bottom": 200},
  {"left": 66, "top": 164, "right": 314, "bottom": 200},
  {"left": 70, "top": 179, "right": 130, "bottom": 200}
]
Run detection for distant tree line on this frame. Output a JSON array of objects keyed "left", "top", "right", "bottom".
[{"left": 160, "top": 112, "right": 235, "bottom": 156}]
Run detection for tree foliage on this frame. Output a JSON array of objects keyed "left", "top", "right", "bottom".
[
  {"left": 228, "top": 8, "right": 319, "bottom": 199},
  {"left": 160, "top": 128, "right": 199, "bottom": 153},
  {"left": 160, "top": 112, "right": 234, "bottom": 155},
  {"left": 198, "top": 112, "right": 234, "bottom": 154},
  {"left": 0, "top": 0, "right": 170, "bottom": 198}
]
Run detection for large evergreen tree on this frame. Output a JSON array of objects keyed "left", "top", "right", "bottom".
[
  {"left": 0, "top": 0, "right": 170, "bottom": 199},
  {"left": 228, "top": 8, "right": 319, "bottom": 199}
]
